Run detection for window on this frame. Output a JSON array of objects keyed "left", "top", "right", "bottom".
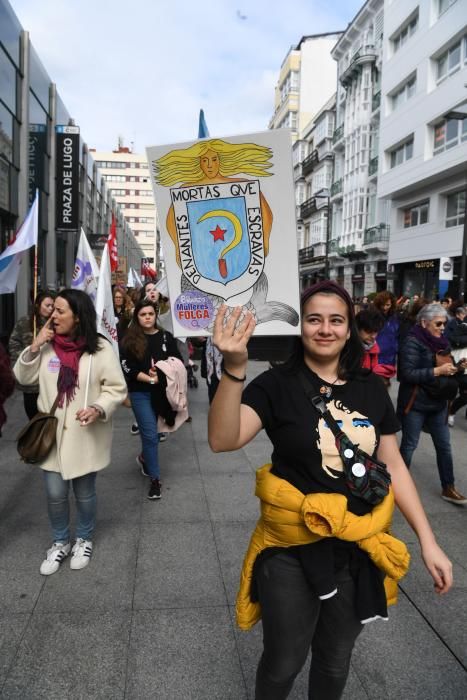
[
  {"left": 391, "top": 75, "right": 416, "bottom": 110},
  {"left": 403, "top": 201, "right": 429, "bottom": 228},
  {"left": 392, "top": 10, "right": 418, "bottom": 53},
  {"left": 438, "top": 0, "right": 457, "bottom": 17},
  {"left": 433, "top": 117, "right": 467, "bottom": 154},
  {"left": 110, "top": 188, "right": 125, "bottom": 196},
  {"left": 446, "top": 190, "right": 465, "bottom": 227},
  {"left": 96, "top": 161, "right": 126, "bottom": 169},
  {"left": 436, "top": 40, "right": 462, "bottom": 82},
  {"left": 103, "top": 174, "right": 125, "bottom": 182},
  {"left": 389, "top": 137, "right": 414, "bottom": 168}
]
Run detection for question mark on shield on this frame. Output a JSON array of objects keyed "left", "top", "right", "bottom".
[{"left": 198, "top": 210, "right": 243, "bottom": 279}]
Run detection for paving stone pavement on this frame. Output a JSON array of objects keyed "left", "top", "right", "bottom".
[{"left": 0, "top": 361, "right": 466, "bottom": 699}]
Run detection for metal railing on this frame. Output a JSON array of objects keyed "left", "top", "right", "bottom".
[
  {"left": 363, "top": 224, "right": 390, "bottom": 246},
  {"left": 330, "top": 178, "right": 343, "bottom": 197},
  {"left": 302, "top": 149, "right": 319, "bottom": 176},
  {"left": 332, "top": 124, "right": 344, "bottom": 144},
  {"left": 372, "top": 90, "right": 381, "bottom": 112},
  {"left": 368, "top": 156, "right": 379, "bottom": 176},
  {"left": 300, "top": 196, "right": 317, "bottom": 220}
]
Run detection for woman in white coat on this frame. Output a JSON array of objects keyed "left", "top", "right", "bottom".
[{"left": 14, "top": 289, "right": 127, "bottom": 575}]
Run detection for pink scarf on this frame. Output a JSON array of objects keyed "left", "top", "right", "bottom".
[{"left": 51, "top": 335, "right": 87, "bottom": 407}]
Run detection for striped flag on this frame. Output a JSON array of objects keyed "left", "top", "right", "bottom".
[{"left": 0, "top": 190, "right": 39, "bottom": 294}]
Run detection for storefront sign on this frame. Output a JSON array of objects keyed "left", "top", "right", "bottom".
[
  {"left": 439, "top": 257, "right": 453, "bottom": 281},
  {"left": 352, "top": 274, "right": 364, "bottom": 282},
  {"left": 28, "top": 124, "right": 46, "bottom": 204},
  {"left": 415, "top": 260, "right": 435, "bottom": 269},
  {"left": 56, "top": 125, "right": 80, "bottom": 231}
]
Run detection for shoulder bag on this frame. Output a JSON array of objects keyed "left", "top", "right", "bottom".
[
  {"left": 17, "top": 395, "right": 59, "bottom": 464},
  {"left": 16, "top": 354, "right": 93, "bottom": 464},
  {"left": 299, "top": 371, "right": 391, "bottom": 506}
]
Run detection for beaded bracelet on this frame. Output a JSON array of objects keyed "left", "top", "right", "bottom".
[{"left": 223, "top": 367, "right": 247, "bottom": 383}]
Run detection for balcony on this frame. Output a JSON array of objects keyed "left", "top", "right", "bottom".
[
  {"left": 368, "top": 156, "right": 378, "bottom": 177},
  {"left": 300, "top": 196, "right": 318, "bottom": 219},
  {"left": 328, "top": 238, "right": 341, "bottom": 257},
  {"left": 339, "top": 45, "right": 377, "bottom": 88},
  {"left": 363, "top": 223, "right": 390, "bottom": 252},
  {"left": 332, "top": 124, "right": 344, "bottom": 148},
  {"left": 372, "top": 90, "right": 381, "bottom": 113},
  {"left": 302, "top": 149, "right": 319, "bottom": 177},
  {"left": 299, "top": 243, "right": 327, "bottom": 265},
  {"left": 337, "top": 240, "right": 367, "bottom": 260},
  {"left": 299, "top": 245, "right": 315, "bottom": 265},
  {"left": 330, "top": 178, "right": 343, "bottom": 198}
]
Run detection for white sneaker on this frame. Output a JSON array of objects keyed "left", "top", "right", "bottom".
[
  {"left": 70, "top": 538, "right": 93, "bottom": 570},
  {"left": 40, "top": 542, "right": 71, "bottom": 576},
  {"left": 448, "top": 415, "right": 455, "bottom": 427}
]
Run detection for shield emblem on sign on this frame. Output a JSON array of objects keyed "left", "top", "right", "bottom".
[{"left": 170, "top": 180, "right": 266, "bottom": 299}]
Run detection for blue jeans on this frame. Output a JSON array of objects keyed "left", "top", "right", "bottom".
[
  {"left": 255, "top": 552, "right": 363, "bottom": 699},
  {"left": 130, "top": 391, "right": 160, "bottom": 479},
  {"left": 43, "top": 471, "right": 97, "bottom": 542},
  {"left": 400, "top": 407, "right": 455, "bottom": 488}
]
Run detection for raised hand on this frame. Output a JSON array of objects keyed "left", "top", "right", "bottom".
[
  {"left": 213, "top": 305, "right": 256, "bottom": 371},
  {"left": 30, "top": 317, "right": 55, "bottom": 353}
]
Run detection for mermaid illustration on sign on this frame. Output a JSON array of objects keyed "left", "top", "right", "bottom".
[{"left": 152, "top": 138, "right": 299, "bottom": 328}]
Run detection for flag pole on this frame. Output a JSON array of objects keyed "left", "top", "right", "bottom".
[{"left": 32, "top": 190, "right": 39, "bottom": 338}]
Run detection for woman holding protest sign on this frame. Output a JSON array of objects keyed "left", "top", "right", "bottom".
[{"left": 208, "top": 281, "right": 452, "bottom": 700}]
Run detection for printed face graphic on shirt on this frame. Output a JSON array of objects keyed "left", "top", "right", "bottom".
[{"left": 316, "top": 399, "right": 377, "bottom": 479}]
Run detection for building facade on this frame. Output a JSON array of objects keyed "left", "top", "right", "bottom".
[
  {"left": 92, "top": 143, "right": 163, "bottom": 278},
  {"left": 294, "top": 95, "right": 336, "bottom": 288},
  {"left": 378, "top": 0, "right": 467, "bottom": 299},
  {"left": 269, "top": 33, "right": 342, "bottom": 142},
  {"left": 329, "top": 0, "right": 390, "bottom": 298},
  {"left": 0, "top": 0, "right": 142, "bottom": 340}
]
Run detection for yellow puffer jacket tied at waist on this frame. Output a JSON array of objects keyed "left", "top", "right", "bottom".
[{"left": 236, "top": 464, "right": 410, "bottom": 631}]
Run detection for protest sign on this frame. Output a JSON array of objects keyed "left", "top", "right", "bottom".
[{"left": 146, "top": 130, "right": 300, "bottom": 337}]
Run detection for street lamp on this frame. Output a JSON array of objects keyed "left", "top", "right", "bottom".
[
  {"left": 444, "top": 98, "right": 467, "bottom": 300},
  {"left": 314, "top": 188, "right": 331, "bottom": 279}
]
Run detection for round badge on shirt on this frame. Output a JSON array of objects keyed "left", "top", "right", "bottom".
[
  {"left": 351, "top": 462, "right": 366, "bottom": 478},
  {"left": 47, "top": 356, "right": 60, "bottom": 373}
]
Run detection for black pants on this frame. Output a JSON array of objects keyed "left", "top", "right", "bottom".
[
  {"left": 23, "top": 392, "right": 38, "bottom": 420},
  {"left": 255, "top": 552, "right": 363, "bottom": 700},
  {"left": 450, "top": 391, "right": 467, "bottom": 416}
]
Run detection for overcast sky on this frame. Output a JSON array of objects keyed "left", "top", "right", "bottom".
[{"left": 11, "top": 0, "right": 361, "bottom": 152}]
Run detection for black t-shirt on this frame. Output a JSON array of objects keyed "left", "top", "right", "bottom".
[{"left": 242, "top": 363, "right": 400, "bottom": 515}]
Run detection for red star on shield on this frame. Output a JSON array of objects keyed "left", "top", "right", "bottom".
[{"left": 210, "top": 224, "right": 226, "bottom": 242}]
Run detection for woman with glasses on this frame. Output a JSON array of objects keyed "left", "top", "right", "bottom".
[{"left": 397, "top": 303, "right": 467, "bottom": 504}]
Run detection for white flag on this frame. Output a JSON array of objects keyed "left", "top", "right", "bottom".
[
  {"left": 0, "top": 190, "right": 39, "bottom": 261},
  {"left": 95, "top": 246, "right": 119, "bottom": 355},
  {"left": 155, "top": 275, "right": 169, "bottom": 298},
  {"left": 127, "top": 267, "right": 135, "bottom": 288},
  {"left": 71, "top": 229, "right": 100, "bottom": 302},
  {"left": 133, "top": 268, "right": 143, "bottom": 289}
]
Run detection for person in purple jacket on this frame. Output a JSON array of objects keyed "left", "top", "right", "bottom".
[{"left": 373, "top": 291, "right": 399, "bottom": 387}]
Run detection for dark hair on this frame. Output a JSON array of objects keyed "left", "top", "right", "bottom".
[
  {"left": 55, "top": 289, "right": 99, "bottom": 353},
  {"left": 285, "top": 283, "right": 363, "bottom": 380},
  {"left": 355, "top": 308, "right": 385, "bottom": 333},
  {"left": 140, "top": 280, "right": 157, "bottom": 301},
  {"left": 31, "top": 290, "right": 55, "bottom": 330},
  {"left": 122, "top": 300, "right": 158, "bottom": 361}
]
